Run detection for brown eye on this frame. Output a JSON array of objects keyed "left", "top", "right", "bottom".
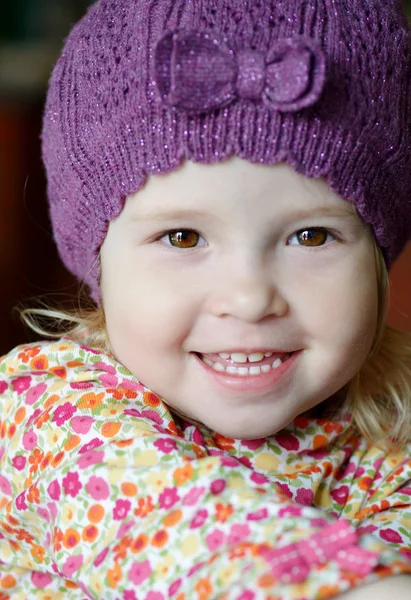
[
  {"left": 297, "top": 228, "right": 328, "bottom": 247},
  {"left": 168, "top": 230, "right": 200, "bottom": 248}
]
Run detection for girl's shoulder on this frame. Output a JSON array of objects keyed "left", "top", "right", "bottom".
[{"left": 0, "top": 336, "right": 132, "bottom": 392}]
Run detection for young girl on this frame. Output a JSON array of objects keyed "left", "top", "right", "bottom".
[{"left": 1, "top": 0, "right": 411, "bottom": 598}]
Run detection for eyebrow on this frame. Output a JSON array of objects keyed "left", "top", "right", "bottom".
[
  {"left": 130, "top": 209, "right": 215, "bottom": 222},
  {"left": 131, "top": 205, "right": 358, "bottom": 222}
]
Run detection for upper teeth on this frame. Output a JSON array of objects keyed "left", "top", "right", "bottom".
[{"left": 218, "top": 352, "right": 273, "bottom": 363}]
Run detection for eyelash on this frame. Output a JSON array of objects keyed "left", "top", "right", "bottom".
[{"left": 155, "top": 227, "right": 339, "bottom": 249}]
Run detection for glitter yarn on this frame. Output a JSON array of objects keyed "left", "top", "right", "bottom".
[{"left": 42, "top": 0, "right": 411, "bottom": 302}]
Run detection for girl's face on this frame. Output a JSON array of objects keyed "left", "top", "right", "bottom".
[{"left": 101, "top": 158, "right": 378, "bottom": 439}]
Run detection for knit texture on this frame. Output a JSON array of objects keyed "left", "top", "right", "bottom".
[{"left": 42, "top": 0, "right": 411, "bottom": 302}]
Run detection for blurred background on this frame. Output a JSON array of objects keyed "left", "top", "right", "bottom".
[{"left": 1, "top": 1, "right": 410, "bottom": 356}]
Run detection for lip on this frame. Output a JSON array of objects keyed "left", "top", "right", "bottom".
[{"left": 194, "top": 350, "right": 300, "bottom": 393}]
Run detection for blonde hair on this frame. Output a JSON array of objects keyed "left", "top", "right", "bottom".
[{"left": 21, "top": 241, "right": 411, "bottom": 451}]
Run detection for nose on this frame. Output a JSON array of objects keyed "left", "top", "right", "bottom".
[{"left": 207, "top": 262, "right": 288, "bottom": 322}]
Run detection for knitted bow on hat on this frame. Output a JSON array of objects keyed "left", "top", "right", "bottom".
[{"left": 154, "top": 30, "right": 326, "bottom": 114}]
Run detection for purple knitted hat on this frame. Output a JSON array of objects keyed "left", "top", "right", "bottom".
[{"left": 42, "top": 0, "right": 411, "bottom": 302}]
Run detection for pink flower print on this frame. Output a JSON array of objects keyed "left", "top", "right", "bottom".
[
  {"left": 192, "top": 428, "right": 205, "bottom": 446},
  {"left": 153, "top": 437, "right": 178, "bottom": 454},
  {"left": 77, "top": 450, "right": 105, "bottom": 469},
  {"left": 354, "top": 466, "right": 365, "bottom": 479},
  {"left": 117, "top": 520, "right": 135, "bottom": 540},
  {"left": 159, "top": 487, "right": 180, "bottom": 510},
  {"left": 278, "top": 505, "right": 303, "bottom": 518},
  {"left": 330, "top": 485, "right": 349, "bottom": 506},
  {"left": 36, "top": 507, "right": 50, "bottom": 522},
  {"left": 113, "top": 499, "right": 131, "bottom": 521},
  {"left": 99, "top": 373, "right": 119, "bottom": 388},
  {"left": 399, "top": 486, "right": 411, "bottom": 496},
  {"left": 27, "top": 408, "right": 42, "bottom": 427},
  {"left": 206, "top": 529, "right": 225, "bottom": 551},
  {"left": 0, "top": 475, "right": 12, "bottom": 496},
  {"left": 25, "top": 382, "right": 47, "bottom": 406},
  {"left": 94, "top": 547, "right": 109, "bottom": 567},
  {"left": 0, "top": 381, "right": 8, "bottom": 394},
  {"left": 275, "top": 482, "right": 293, "bottom": 499},
  {"left": 86, "top": 475, "right": 109, "bottom": 500},
  {"left": 31, "top": 572, "right": 52, "bottom": 588},
  {"left": 124, "top": 592, "right": 138, "bottom": 600},
  {"left": 210, "top": 479, "right": 226, "bottom": 495},
  {"left": 227, "top": 524, "right": 251, "bottom": 545},
  {"left": 357, "top": 524, "right": 378, "bottom": 535},
  {"left": 47, "top": 480, "right": 61, "bottom": 501},
  {"left": 70, "top": 382, "right": 94, "bottom": 390},
  {"left": 62, "top": 554, "right": 83, "bottom": 578},
  {"left": 71, "top": 415, "right": 95, "bottom": 434},
  {"left": 47, "top": 502, "right": 58, "bottom": 520},
  {"left": 124, "top": 409, "right": 143, "bottom": 418},
  {"left": 250, "top": 472, "right": 269, "bottom": 485},
  {"left": 130, "top": 559, "right": 152, "bottom": 585},
  {"left": 187, "top": 561, "right": 205, "bottom": 577},
  {"left": 182, "top": 486, "right": 206, "bottom": 506},
  {"left": 12, "top": 455, "right": 26, "bottom": 471},
  {"left": 94, "top": 361, "right": 117, "bottom": 375},
  {"left": 168, "top": 579, "right": 182, "bottom": 596},
  {"left": 62, "top": 472, "right": 82, "bottom": 498},
  {"left": 53, "top": 402, "right": 77, "bottom": 426},
  {"left": 275, "top": 433, "right": 300, "bottom": 451},
  {"left": 79, "top": 438, "right": 104, "bottom": 454},
  {"left": 220, "top": 456, "right": 240, "bottom": 468},
  {"left": 295, "top": 488, "right": 314, "bottom": 506},
  {"left": 246, "top": 508, "right": 268, "bottom": 521},
  {"left": 237, "top": 592, "right": 256, "bottom": 600},
  {"left": 237, "top": 456, "right": 253, "bottom": 469},
  {"left": 146, "top": 593, "right": 165, "bottom": 600},
  {"left": 141, "top": 410, "right": 163, "bottom": 425},
  {"left": 12, "top": 376, "right": 31, "bottom": 394},
  {"left": 0, "top": 447, "right": 4, "bottom": 462},
  {"left": 241, "top": 439, "right": 265, "bottom": 450},
  {"left": 16, "top": 490, "right": 27, "bottom": 511},
  {"left": 190, "top": 509, "right": 208, "bottom": 529},
  {"left": 380, "top": 528, "right": 403, "bottom": 544},
  {"left": 23, "top": 430, "right": 38, "bottom": 451},
  {"left": 310, "top": 517, "right": 328, "bottom": 528}
]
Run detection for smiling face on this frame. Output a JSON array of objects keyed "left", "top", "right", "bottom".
[{"left": 100, "top": 157, "right": 378, "bottom": 439}]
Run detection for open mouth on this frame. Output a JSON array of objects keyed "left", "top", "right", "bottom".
[{"left": 197, "top": 351, "right": 293, "bottom": 376}]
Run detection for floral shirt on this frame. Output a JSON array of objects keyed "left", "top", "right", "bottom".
[{"left": 0, "top": 338, "right": 411, "bottom": 600}]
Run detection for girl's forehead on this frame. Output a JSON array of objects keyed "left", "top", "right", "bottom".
[{"left": 125, "top": 158, "right": 357, "bottom": 220}]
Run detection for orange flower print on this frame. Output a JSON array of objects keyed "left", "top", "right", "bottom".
[
  {"left": 51, "top": 452, "right": 65, "bottom": 468},
  {"left": 88, "top": 504, "right": 105, "bottom": 523},
  {"left": 143, "top": 392, "right": 161, "bottom": 407},
  {"left": 40, "top": 452, "right": 53, "bottom": 471},
  {"left": 173, "top": 463, "right": 194, "bottom": 486},
  {"left": 18, "top": 345, "right": 41, "bottom": 364},
  {"left": 216, "top": 503, "right": 234, "bottom": 523},
  {"left": 63, "top": 528, "right": 81, "bottom": 549},
  {"left": 30, "top": 544, "right": 45, "bottom": 563},
  {"left": 324, "top": 421, "right": 344, "bottom": 434},
  {"left": 163, "top": 509, "right": 182, "bottom": 528},
  {"left": 54, "top": 528, "right": 64, "bottom": 552},
  {"left": 27, "top": 484, "right": 40, "bottom": 504},
  {"left": 151, "top": 529, "right": 168, "bottom": 548},
  {"left": 214, "top": 433, "right": 235, "bottom": 451},
  {"left": 49, "top": 366, "right": 67, "bottom": 379},
  {"left": 29, "top": 449, "right": 44, "bottom": 475},
  {"left": 81, "top": 525, "right": 98, "bottom": 543},
  {"left": 107, "top": 562, "right": 122, "bottom": 589},
  {"left": 109, "top": 388, "right": 137, "bottom": 400},
  {"left": 195, "top": 578, "right": 213, "bottom": 600},
  {"left": 0, "top": 574, "right": 16, "bottom": 589},
  {"left": 29, "top": 355, "right": 49, "bottom": 371},
  {"left": 131, "top": 533, "right": 149, "bottom": 554},
  {"left": 134, "top": 496, "right": 155, "bottom": 518},
  {"left": 78, "top": 392, "right": 104, "bottom": 409},
  {"left": 121, "top": 482, "right": 138, "bottom": 497},
  {"left": 113, "top": 536, "right": 132, "bottom": 561}
]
